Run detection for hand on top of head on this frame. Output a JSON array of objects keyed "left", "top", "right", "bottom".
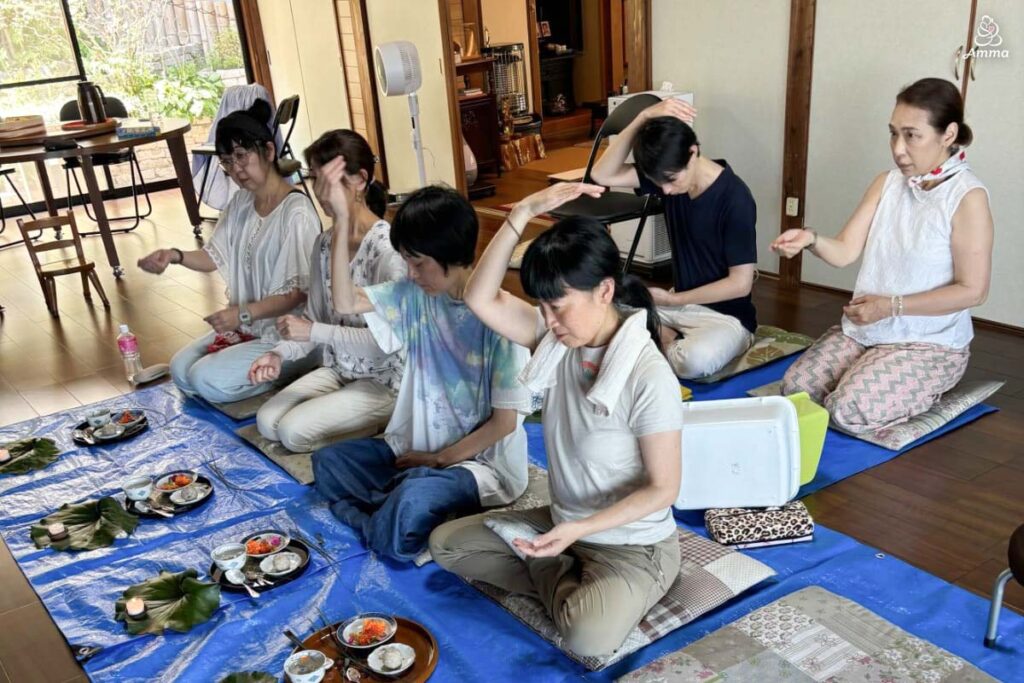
[
  {"left": 643, "top": 98, "right": 697, "bottom": 125},
  {"left": 512, "top": 182, "right": 605, "bottom": 223}
]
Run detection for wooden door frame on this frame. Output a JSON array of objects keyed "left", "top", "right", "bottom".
[
  {"left": 526, "top": 0, "right": 543, "bottom": 116},
  {"left": 338, "top": 0, "right": 390, "bottom": 187},
  {"left": 439, "top": 0, "right": 469, "bottom": 195},
  {"left": 624, "top": 0, "right": 652, "bottom": 91},
  {"left": 777, "top": 0, "right": 817, "bottom": 288},
  {"left": 236, "top": 0, "right": 274, "bottom": 102}
]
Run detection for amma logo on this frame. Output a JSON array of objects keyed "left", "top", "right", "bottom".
[{"left": 967, "top": 15, "right": 1010, "bottom": 58}]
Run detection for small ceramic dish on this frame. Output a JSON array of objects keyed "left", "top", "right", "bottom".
[
  {"left": 241, "top": 530, "right": 291, "bottom": 558},
  {"left": 259, "top": 550, "right": 301, "bottom": 576},
  {"left": 367, "top": 642, "right": 416, "bottom": 677},
  {"left": 168, "top": 482, "right": 212, "bottom": 506},
  {"left": 211, "top": 542, "right": 247, "bottom": 572},
  {"left": 93, "top": 423, "right": 125, "bottom": 440},
  {"left": 338, "top": 613, "right": 398, "bottom": 651},
  {"left": 114, "top": 409, "right": 145, "bottom": 427},
  {"left": 283, "top": 649, "right": 333, "bottom": 683},
  {"left": 122, "top": 476, "right": 154, "bottom": 502},
  {"left": 154, "top": 470, "right": 197, "bottom": 492}
]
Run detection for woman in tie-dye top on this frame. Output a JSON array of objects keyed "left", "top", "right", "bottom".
[{"left": 311, "top": 182, "right": 531, "bottom": 562}]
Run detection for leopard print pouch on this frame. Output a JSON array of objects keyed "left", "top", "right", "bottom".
[{"left": 705, "top": 501, "right": 814, "bottom": 546}]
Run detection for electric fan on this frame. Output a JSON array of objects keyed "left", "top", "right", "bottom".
[{"left": 374, "top": 40, "right": 427, "bottom": 188}]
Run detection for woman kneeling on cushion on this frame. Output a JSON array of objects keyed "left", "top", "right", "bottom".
[
  {"left": 430, "top": 182, "right": 682, "bottom": 657},
  {"left": 773, "top": 78, "right": 993, "bottom": 433}
]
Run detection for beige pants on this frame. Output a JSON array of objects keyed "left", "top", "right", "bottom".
[
  {"left": 658, "top": 304, "right": 754, "bottom": 379},
  {"left": 256, "top": 366, "right": 395, "bottom": 452},
  {"left": 429, "top": 506, "right": 679, "bottom": 657}
]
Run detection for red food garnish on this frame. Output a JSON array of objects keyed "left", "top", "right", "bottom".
[{"left": 347, "top": 618, "right": 390, "bottom": 646}]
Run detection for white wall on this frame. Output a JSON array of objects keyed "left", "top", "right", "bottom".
[
  {"left": 481, "top": 0, "right": 535, "bottom": 113},
  {"left": 650, "top": 0, "right": 789, "bottom": 275},
  {"left": 802, "top": 0, "right": 971, "bottom": 292},
  {"left": 258, "top": 0, "right": 351, "bottom": 158},
  {"left": 365, "top": 0, "right": 458, "bottom": 191}
]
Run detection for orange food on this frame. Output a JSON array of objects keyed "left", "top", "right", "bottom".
[
  {"left": 348, "top": 618, "right": 390, "bottom": 646},
  {"left": 118, "top": 410, "right": 136, "bottom": 424},
  {"left": 246, "top": 538, "right": 273, "bottom": 555},
  {"left": 157, "top": 474, "right": 193, "bottom": 491}
]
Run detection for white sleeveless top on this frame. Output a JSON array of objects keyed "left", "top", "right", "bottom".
[{"left": 843, "top": 168, "right": 988, "bottom": 349}]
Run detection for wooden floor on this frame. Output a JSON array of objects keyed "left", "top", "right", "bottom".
[{"left": 0, "top": 173, "right": 1021, "bottom": 681}]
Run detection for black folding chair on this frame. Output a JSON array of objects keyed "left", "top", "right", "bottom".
[
  {"left": 194, "top": 94, "right": 308, "bottom": 218},
  {"left": 60, "top": 97, "right": 152, "bottom": 233},
  {"left": 548, "top": 93, "right": 664, "bottom": 273},
  {"left": 0, "top": 166, "right": 39, "bottom": 251}
]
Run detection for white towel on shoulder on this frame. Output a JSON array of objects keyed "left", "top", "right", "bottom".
[{"left": 518, "top": 309, "right": 652, "bottom": 417}]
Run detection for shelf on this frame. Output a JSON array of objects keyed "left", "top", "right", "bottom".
[{"left": 455, "top": 56, "right": 495, "bottom": 71}]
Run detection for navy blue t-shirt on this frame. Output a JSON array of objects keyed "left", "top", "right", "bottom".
[{"left": 638, "top": 159, "right": 758, "bottom": 332}]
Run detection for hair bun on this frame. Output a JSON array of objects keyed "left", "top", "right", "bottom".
[
  {"left": 956, "top": 121, "right": 973, "bottom": 147},
  {"left": 246, "top": 99, "right": 273, "bottom": 125}
]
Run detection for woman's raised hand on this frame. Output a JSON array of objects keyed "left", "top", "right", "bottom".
[
  {"left": 771, "top": 229, "right": 815, "bottom": 259},
  {"left": 510, "top": 182, "right": 605, "bottom": 225},
  {"left": 137, "top": 249, "right": 175, "bottom": 274},
  {"left": 313, "top": 156, "right": 351, "bottom": 222},
  {"left": 643, "top": 97, "right": 698, "bottom": 125}
]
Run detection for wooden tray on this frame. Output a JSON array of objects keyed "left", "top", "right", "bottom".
[
  {"left": 292, "top": 617, "right": 438, "bottom": 682},
  {"left": 0, "top": 118, "right": 118, "bottom": 147}
]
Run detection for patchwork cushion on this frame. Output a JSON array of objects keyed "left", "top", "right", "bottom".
[
  {"left": 748, "top": 379, "right": 1003, "bottom": 451},
  {"left": 691, "top": 326, "right": 814, "bottom": 385},
  {"left": 471, "top": 525, "right": 775, "bottom": 671},
  {"left": 209, "top": 389, "right": 279, "bottom": 420},
  {"left": 617, "top": 586, "right": 998, "bottom": 682}
]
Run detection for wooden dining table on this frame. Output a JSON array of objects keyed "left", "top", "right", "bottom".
[{"left": 0, "top": 118, "right": 201, "bottom": 277}]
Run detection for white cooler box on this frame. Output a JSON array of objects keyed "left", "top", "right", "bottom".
[{"left": 675, "top": 396, "right": 801, "bottom": 510}]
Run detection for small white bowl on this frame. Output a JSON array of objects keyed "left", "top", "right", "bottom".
[
  {"left": 283, "top": 649, "right": 333, "bottom": 683},
  {"left": 368, "top": 642, "right": 416, "bottom": 677},
  {"left": 86, "top": 408, "right": 112, "bottom": 429},
  {"left": 259, "top": 550, "right": 301, "bottom": 576},
  {"left": 122, "top": 476, "right": 154, "bottom": 502},
  {"left": 211, "top": 542, "right": 247, "bottom": 572}
]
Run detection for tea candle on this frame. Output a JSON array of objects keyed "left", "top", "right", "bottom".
[
  {"left": 125, "top": 596, "right": 146, "bottom": 619},
  {"left": 0, "top": 448, "right": 9, "bottom": 463},
  {"left": 47, "top": 522, "right": 68, "bottom": 541}
]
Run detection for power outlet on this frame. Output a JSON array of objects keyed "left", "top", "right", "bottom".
[{"left": 785, "top": 196, "right": 800, "bottom": 217}]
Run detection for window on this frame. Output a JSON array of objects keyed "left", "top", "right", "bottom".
[{"left": 0, "top": 0, "right": 249, "bottom": 211}]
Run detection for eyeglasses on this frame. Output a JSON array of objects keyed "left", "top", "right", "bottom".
[{"left": 218, "top": 149, "right": 254, "bottom": 173}]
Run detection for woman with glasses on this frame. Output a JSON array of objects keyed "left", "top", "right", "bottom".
[{"left": 138, "top": 99, "right": 320, "bottom": 404}]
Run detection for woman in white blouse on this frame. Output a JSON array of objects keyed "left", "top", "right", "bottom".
[
  {"left": 772, "top": 78, "right": 993, "bottom": 433},
  {"left": 138, "top": 100, "right": 320, "bottom": 404},
  {"left": 249, "top": 130, "right": 406, "bottom": 452}
]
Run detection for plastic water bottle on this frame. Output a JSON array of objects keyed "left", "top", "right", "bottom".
[{"left": 117, "top": 324, "right": 144, "bottom": 385}]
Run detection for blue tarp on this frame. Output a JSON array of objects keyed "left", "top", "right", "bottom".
[{"left": 1, "top": 381, "right": 1020, "bottom": 682}]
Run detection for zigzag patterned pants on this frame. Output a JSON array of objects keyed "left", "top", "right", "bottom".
[{"left": 781, "top": 325, "right": 970, "bottom": 434}]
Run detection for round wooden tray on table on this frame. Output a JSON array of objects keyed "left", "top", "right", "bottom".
[
  {"left": 292, "top": 617, "right": 438, "bottom": 682},
  {"left": 0, "top": 118, "right": 118, "bottom": 147}
]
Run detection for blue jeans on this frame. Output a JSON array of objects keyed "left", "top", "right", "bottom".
[{"left": 312, "top": 438, "right": 480, "bottom": 562}]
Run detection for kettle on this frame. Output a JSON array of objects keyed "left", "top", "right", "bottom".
[{"left": 77, "top": 81, "right": 107, "bottom": 124}]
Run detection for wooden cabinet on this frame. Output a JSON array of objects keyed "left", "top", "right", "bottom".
[{"left": 459, "top": 93, "right": 500, "bottom": 176}]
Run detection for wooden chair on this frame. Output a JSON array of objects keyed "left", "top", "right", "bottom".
[{"left": 16, "top": 212, "right": 110, "bottom": 318}]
